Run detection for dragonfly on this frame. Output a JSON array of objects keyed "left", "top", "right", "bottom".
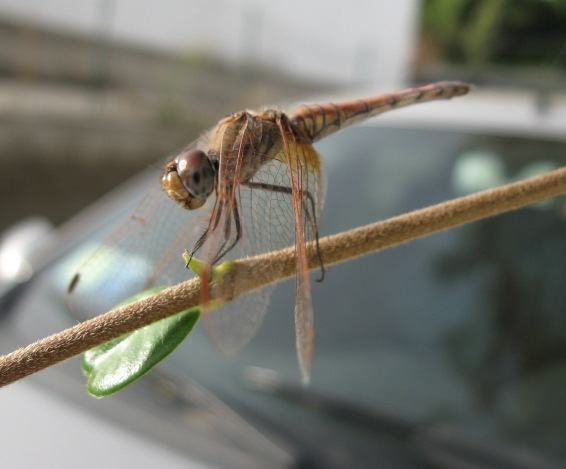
[{"left": 69, "top": 82, "right": 471, "bottom": 382}]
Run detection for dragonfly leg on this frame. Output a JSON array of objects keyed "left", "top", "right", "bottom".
[
  {"left": 302, "top": 196, "right": 325, "bottom": 282},
  {"left": 213, "top": 200, "right": 242, "bottom": 264},
  {"left": 186, "top": 229, "right": 208, "bottom": 267},
  {"left": 186, "top": 198, "right": 227, "bottom": 267},
  {"left": 211, "top": 203, "right": 233, "bottom": 263},
  {"left": 242, "top": 181, "right": 325, "bottom": 281},
  {"left": 306, "top": 203, "right": 325, "bottom": 283}
]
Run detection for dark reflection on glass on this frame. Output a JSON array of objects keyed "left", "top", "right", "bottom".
[
  {"left": 438, "top": 207, "right": 566, "bottom": 396},
  {"left": 231, "top": 128, "right": 566, "bottom": 461},
  {"left": 316, "top": 128, "right": 566, "bottom": 459},
  {"left": 435, "top": 138, "right": 566, "bottom": 458}
]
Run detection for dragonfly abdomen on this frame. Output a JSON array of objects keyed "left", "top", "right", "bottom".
[{"left": 291, "top": 81, "right": 472, "bottom": 143}]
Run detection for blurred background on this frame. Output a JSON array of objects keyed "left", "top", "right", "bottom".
[
  {"left": 0, "top": 0, "right": 415, "bottom": 232},
  {"left": 1, "top": 2, "right": 566, "bottom": 468},
  {"left": 0, "top": 0, "right": 564, "bottom": 232}
]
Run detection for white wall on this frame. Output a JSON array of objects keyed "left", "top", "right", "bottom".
[{"left": 0, "top": 0, "right": 419, "bottom": 86}]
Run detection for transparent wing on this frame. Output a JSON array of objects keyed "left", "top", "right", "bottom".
[
  {"left": 195, "top": 116, "right": 294, "bottom": 354},
  {"left": 68, "top": 184, "right": 210, "bottom": 320},
  {"left": 68, "top": 115, "right": 327, "bottom": 373},
  {"left": 278, "top": 116, "right": 327, "bottom": 383},
  {"left": 68, "top": 136, "right": 214, "bottom": 321},
  {"left": 196, "top": 116, "right": 327, "bottom": 365}
]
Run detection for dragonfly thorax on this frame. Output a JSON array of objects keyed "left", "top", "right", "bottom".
[{"left": 162, "top": 149, "right": 216, "bottom": 210}]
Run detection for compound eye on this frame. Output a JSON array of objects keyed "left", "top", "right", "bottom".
[{"left": 175, "top": 149, "right": 215, "bottom": 199}]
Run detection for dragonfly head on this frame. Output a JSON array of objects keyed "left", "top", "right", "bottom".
[{"left": 162, "top": 149, "right": 216, "bottom": 210}]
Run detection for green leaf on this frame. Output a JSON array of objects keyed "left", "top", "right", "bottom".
[{"left": 82, "top": 286, "right": 200, "bottom": 397}]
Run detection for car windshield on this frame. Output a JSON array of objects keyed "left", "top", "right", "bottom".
[{"left": 13, "top": 124, "right": 566, "bottom": 467}]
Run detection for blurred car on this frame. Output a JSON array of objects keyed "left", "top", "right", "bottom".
[{"left": 1, "top": 86, "right": 566, "bottom": 469}]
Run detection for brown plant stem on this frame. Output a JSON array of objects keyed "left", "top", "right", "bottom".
[{"left": 1, "top": 166, "right": 566, "bottom": 387}]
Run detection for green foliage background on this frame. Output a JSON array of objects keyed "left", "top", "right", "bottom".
[{"left": 421, "top": 0, "right": 566, "bottom": 67}]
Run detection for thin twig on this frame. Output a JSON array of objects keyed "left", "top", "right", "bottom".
[{"left": 1, "top": 166, "right": 566, "bottom": 387}]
